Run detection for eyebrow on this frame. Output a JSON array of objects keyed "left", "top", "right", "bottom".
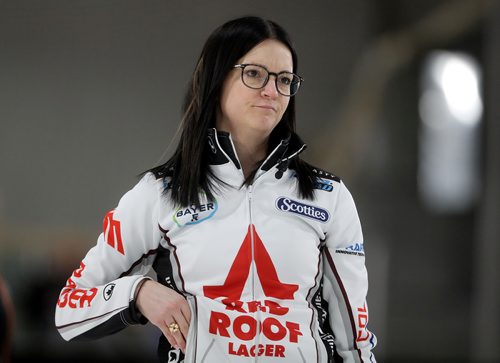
[{"left": 244, "top": 62, "right": 294, "bottom": 74}]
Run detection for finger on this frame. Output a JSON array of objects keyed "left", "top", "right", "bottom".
[
  {"left": 173, "top": 312, "right": 190, "bottom": 340},
  {"left": 180, "top": 302, "right": 192, "bottom": 325},
  {"left": 167, "top": 319, "right": 186, "bottom": 352},
  {"left": 159, "top": 325, "right": 178, "bottom": 350}
]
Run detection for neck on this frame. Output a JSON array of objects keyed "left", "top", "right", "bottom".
[{"left": 230, "top": 132, "right": 269, "bottom": 179}]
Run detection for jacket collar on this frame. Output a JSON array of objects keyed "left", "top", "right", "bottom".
[{"left": 206, "top": 128, "right": 307, "bottom": 180}]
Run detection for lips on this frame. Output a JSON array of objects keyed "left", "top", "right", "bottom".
[{"left": 254, "top": 105, "right": 276, "bottom": 112}]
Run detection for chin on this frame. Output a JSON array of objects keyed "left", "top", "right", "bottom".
[{"left": 250, "top": 121, "right": 279, "bottom": 136}]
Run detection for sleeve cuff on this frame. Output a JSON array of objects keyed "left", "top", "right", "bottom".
[{"left": 128, "top": 276, "right": 152, "bottom": 325}]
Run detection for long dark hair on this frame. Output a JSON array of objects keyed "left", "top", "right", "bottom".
[{"left": 150, "top": 16, "right": 315, "bottom": 206}]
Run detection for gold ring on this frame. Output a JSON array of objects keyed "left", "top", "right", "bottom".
[{"left": 168, "top": 322, "right": 179, "bottom": 333}]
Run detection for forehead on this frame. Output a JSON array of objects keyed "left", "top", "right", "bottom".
[{"left": 239, "top": 39, "right": 293, "bottom": 71}]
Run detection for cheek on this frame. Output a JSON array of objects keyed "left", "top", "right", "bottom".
[
  {"left": 220, "top": 85, "right": 241, "bottom": 117},
  {"left": 278, "top": 99, "right": 290, "bottom": 117},
  {"left": 225, "top": 92, "right": 245, "bottom": 117}
]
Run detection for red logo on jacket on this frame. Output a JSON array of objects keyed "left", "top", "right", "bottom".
[
  {"left": 57, "top": 262, "right": 98, "bottom": 309},
  {"left": 203, "top": 224, "right": 302, "bottom": 358},
  {"left": 103, "top": 210, "right": 124, "bottom": 255}
]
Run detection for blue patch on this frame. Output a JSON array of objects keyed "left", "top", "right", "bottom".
[
  {"left": 314, "top": 178, "right": 334, "bottom": 192},
  {"left": 275, "top": 197, "right": 330, "bottom": 223},
  {"left": 173, "top": 199, "right": 218, "bottom": 227},
  {"left": 335, "top": 243, "right": 365, "bottom": 256},
  {"left": 345, "top": 243, "right": 364, "bottom": 252}
]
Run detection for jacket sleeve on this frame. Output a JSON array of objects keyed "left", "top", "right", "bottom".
[
  {"left": 55, "top": 173, "right": 163, "bottom": 341},
  {"left": 322, "top": 181, "right": 377, "bottom": 362}
]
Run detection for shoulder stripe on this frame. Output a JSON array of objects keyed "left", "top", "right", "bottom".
[{"left": 312, "top": 167, "right": 341, "bottom": 183}]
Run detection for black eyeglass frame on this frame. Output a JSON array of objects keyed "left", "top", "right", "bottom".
[{"left": 233, "top": 63, "right": 303, "bottom": 97}]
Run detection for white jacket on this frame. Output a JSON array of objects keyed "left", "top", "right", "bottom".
[{"left": 55, "top": 129, "right": 376, "bottom": 362}]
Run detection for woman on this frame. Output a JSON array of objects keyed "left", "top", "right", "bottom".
[{"left": 55, "top": 16, "right": 376, "bottom": 362}]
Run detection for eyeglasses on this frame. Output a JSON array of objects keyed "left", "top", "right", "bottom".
[{"left": 233, "top": 64, "right": 303, "bottom": 97}]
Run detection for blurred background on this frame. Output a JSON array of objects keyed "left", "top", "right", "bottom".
[{"left": 0, "top": 0, "right": 499, "bottom": 362}]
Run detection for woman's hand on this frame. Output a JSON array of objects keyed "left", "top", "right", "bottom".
[{"left": 135, "top": 280, "right": 191, "bottom": 353}]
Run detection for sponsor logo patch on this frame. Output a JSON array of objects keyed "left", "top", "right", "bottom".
[
  {"left": 275, "top": 197, "right": 330, "bottom": 223},
  {"left": 314, "top": 178, "right": 334, "bottom": 192},
  {"left": 173, "top": 198, "right": 218, "bottom": 227},
  {"left": 103, "top": 283, "right": 115, "bottom": 301},
  {"left": 336, "top": 243, "right": 365, "bottom": 256},
  {"left": 103, "top": 210, "right": 124, "bottom": 255}
]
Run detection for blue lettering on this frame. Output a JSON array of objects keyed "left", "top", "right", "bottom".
[{"left": 275, "top": 197, "right": 330, "bottom": 223}]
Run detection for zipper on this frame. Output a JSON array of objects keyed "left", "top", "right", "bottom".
[
  {"left": 248, "top": 184, "right": 255, "bottom": 301},
  {"left": 184, "top": 296, "right": 197, "bottom": 363},
  {"left": 247, "top": 184, "right": 262, "bottom": 362}
]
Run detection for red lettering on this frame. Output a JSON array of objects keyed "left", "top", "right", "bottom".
[
  {"left": 58, "top": 288, "right": 97, "bottom": 309},
  {"left": 222, "top": 299, "right": 290, "bottom": 315},
  {"left": 79, "top": 288, "right": 98, "bottom": 307},
  {"left": 209, "top": 311, "right": 230, "bottom": 337},
  {"left": 263, "top": 318, "right": 287, "bottom": 341},
  {"left": 358, "top": 313, "right": 368, "bottom": 328},
  {"left": 68, "top": 289, "right": 84, "bottom": 308},
  {"left": 249, "top": 344, "right": 265, "bottom": 357},
  {"left": 73, "top": 262, "right": 86, "bottom": 278},
  {"left": 209, "top": 311, "right": 301, "bottom": 344},
  {"left": 57, "top": 263, "right": 98, "bottom": 309},
  {"left": 265, "top": 300, "right": 289, "bottom": 315},
  {"left": 274, "top": 344, "right": 285, "bottom": 357},
  {"left": 233, "top": 315, "right": 257, "bottom": 341},
  {"left": 57, "top": 290, "right": 69, "bottom": 307},
  {"left": 103, "top": 210, "right": 124, "bottom": 255},
  {"left": 222, "top": 298, "right": 246, "bottom": 313},
  {"left": 229, "top": 342, "right": 237, "bottom": 355},
  {"left": 229, "top": 343, "right": 286, "bottom": 357},
  {"left": 65, "top": 278, "right": 76, "bottom": 289},
  {"left": 246, "top": 300, "right": 261, "bottom": 313},
  {"left": 236, "top": 344, "right": 249, "bottom": 356},
  {"left": 286, "top": 321, "right": 302, "bottom": 343},
  {"left": 357, "top": 303, "right": 368, "bottom": 328},
  {"left": 356, "top": 303, "right": 370, "bottom": 342},
  {"left": 357, "top": 330, "right": 370, "bottom": 342}
]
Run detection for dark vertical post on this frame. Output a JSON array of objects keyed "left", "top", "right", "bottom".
[{"left": 471, "top": 2, "right": 500, "bottom": 361}]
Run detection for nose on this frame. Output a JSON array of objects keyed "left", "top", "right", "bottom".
[{"left": 261, "top": 76, "right": 279, "bottom": 98}]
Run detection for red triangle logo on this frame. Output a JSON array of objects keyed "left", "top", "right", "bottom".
[{"left": 203, "top": 224, "right": 298, "bottom": 300}]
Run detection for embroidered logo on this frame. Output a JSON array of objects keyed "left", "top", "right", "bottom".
[
  {"left": 275, "top": 197, "right": 330, "bottom": 223},
  {"left": 173, "top": 199, "right": 218, "bottom": 227},
  {"left": 103, "top": 283, "right": 115, "bottom": 301}
]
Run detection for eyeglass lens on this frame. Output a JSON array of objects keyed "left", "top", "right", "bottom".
[{"left": 240, "top": 64, "right": 301, "bottom": 96}]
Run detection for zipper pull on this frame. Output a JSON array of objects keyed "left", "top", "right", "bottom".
[{"left": 275, "top": 159, "right": 289, "bottom": 179}]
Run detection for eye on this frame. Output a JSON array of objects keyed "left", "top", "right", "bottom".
[
  {"left": 244, "top": 67, "right": 264, "bottom": 78},
  {"left": 278, "top": 74, "right": 293, "bottom": 86}
]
